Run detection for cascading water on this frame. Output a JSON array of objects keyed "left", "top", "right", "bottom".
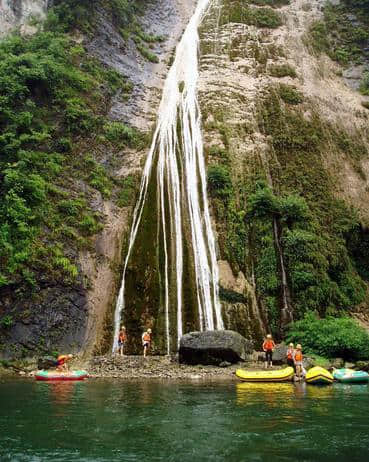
[{"left": 113, "top": 0, "right": 223, "bottom": 354}]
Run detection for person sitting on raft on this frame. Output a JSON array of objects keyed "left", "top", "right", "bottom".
[
  {"left": 294, "top": 344, "right": 303, "bottom": 379},
  {"left": 262, "top": 334, "right": 275, "bottom": 369},
  {"left": 56, "top": 354, "right": 73, "bottom": 372},
  {"left": 118, "top": 325, "right": 126, "bottom": 357},
  {"left": 142, "top": 328, "right": 152, "bottom": 358},
  {"left": 286, "top": 343, "right": 296, "bottom": 371}
]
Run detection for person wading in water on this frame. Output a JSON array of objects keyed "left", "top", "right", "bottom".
[
  {"left": 142, "top": 328, "right": 152, "bottom": 358},
  {"left": 118, "top": 325, "right": 126, "bottom": 357},
  {"left": 262, "top": 334, "right": 275, "bottom": 369}
]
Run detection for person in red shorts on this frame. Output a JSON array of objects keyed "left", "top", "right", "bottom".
[
  {"left": 142, "top": 328, "right": 152, "bottom": 358},
  {"left": 56, "top": 354, "right": 73, "bottom": 372}
]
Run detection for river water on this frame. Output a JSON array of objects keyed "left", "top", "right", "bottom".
[{"left": 1, "top": 379, "right": 368, "bottom": 461}]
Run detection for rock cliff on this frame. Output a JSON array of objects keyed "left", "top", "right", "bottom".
[{"left": 1, "top": 0, "right": 369, "bottom": 358}]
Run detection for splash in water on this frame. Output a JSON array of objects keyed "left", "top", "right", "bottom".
[{"left": 113, "top": 0, "right": 223, "bottom": 354}]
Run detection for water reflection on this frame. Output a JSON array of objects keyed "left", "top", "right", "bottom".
[{"left": 236, "top": 382, "right": 294, "bottom": 407}]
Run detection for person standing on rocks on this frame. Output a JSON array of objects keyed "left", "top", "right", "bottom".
[
  {"left": 142, "top": 328, "right": 152, "bottom": 358},
  {"left": 118, "top": 326, "right": 127, "bottom": 357},
  {"left": 294, "top": 344, "right": 304, "bottom": 380},
  {"left": 286, "top": 343, "right": 296, "bottom": 372},
  {"left": 262, "top": 334, "right": 275, "bottom": 369}
]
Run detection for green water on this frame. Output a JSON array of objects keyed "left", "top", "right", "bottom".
[{"left": 1, "top": 379, "right": 368, "bottom": 462}]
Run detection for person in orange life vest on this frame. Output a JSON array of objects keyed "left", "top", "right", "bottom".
[
  {"left": 286, "top": 343, "right": 296, "bottom": 372},
  {"left": 57, "top": 354, "right": 73, "bottom": 372},
  {"left": 142, "top": 328, "right": 152, "bottom": 358},
  {"left": 294, "top": 344, "right": 303, "bottom": 379},
  {"left": 262, "top": 334, "right": 275, "bottom": 368},
  {"left": 118, "top": 325, "right": 127, "bottom": 357}
]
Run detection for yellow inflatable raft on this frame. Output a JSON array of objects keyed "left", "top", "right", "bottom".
[
  {"left": 236, "top": 367, "right": 294, "bottom": 382},
  {"left": 305, "top": 366, "right": 333, "bottom": 385}
]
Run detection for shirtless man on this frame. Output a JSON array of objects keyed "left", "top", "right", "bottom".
[{"left": 142, "top": 328, "right": 152, "bottom": 358}]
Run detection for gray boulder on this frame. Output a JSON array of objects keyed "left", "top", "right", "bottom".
[
  {"left": 179, "top": 330, "right": 253, "bottom": 365},
  {"left": 355, "top": 361, "right": 369, "bottom": 372},
  {"left": 272, "top": 343, "right": 288, "bottom": 365},
  {"left": 330, "top": 357, "right": 345, "bottom": 369}
]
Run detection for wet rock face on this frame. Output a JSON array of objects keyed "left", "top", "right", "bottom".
[
  {"left": 0, "top": 0, "right": 49, "bottom": 36},
  {"left": 179, "top": 330, "right": 253, "bottom": 365},
  {"left": 0, "top": 286, "right": 88, "bottom": 360}
]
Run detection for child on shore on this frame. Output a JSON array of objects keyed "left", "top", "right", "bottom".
[
  {"left": 262, "top": 334, "right": 275, "bottom": 368},
  {"left": 118, "top": 326, "right": 126, "bottom": 357},
  {"left": 294, "top": 344, "right": 303, "bottom": 379},
  {"left": 286, "top": 343, "right": 296, "bottom": 372},
  {"left": 142, "top": 328, "right": 152, "bottom": 358}
]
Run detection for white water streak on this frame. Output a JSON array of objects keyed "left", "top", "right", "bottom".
[{"left": 113, "top": 0, "right": 223, "bottom": 353}]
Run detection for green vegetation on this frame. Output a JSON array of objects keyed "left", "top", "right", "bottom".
[
  {"left": 277, "top": 84, "right": 303, "bottom": 104},
  {"left": 249, "top": 87, "right": 369, "bottom": 326},
  {"left": 269, "top": 63, "right": 297, "bottom": 78},
  {"left": 287, "top": 311, "right": 369, "bottom": 360},
  {"left": 0, "top": 1, "right": 148, "bottom": 294},
  {"left": 220, "top": 0, "right": 283, "bottom": 28},
  {"left": 0, "top": 316, "right": 14, "bottom": 329},
  {"left": 307, "top": 1, "right": 369, "bottom": 93},
  {"left": 136, "top": 42, "right": 159, "bottom": 63},
  {"left": 46, "top": 0, "right": 143, "bottom": 34},
  {"left": 117, "top": 175, "right": 137, "bottom": 207},
  {"left": 251, "top": 0, "right": 290, "bottom": 6}
]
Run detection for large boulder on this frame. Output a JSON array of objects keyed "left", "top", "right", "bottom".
[
  {"left": 272, "top": 343, "right": 288, "bottom": 365},
  {"left": 179, "top": 330, "right": 253, "bottom": 365},
  {"left": 355, "top": 361, "right": 369, "bottom": 372}
]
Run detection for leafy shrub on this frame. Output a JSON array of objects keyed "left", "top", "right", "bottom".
[
  {"left": 269, "top": 63, "right": 297, "bottom": 78},
  {"left": 278, "top": 84, "right": 303, "bottom": 104},
  {"left": 136, "top": 42, "right": 159, "bottom": 63},
  {"left": 286, "top": 311, "right": 369, "bottom": 360},
  {"left": 251, "top": 0, "right": 290, "bottom": 6},
  {"left": 308, "top": 21, "right": 330, "bottom": 54},
  {"left": 207, "top": 165, "right": 233, "bottom": 198},
  {"left": 220, "top": 2, "right": 282, "bottom": 28},
  {"left": 79, "top": 214, "right": 103, "bottom": 236},
  {"left": 0, "top": 316, "right": 14, "bottom": 329},
  {"left": 103, "top": 121, "right": 138, "bottom": 146},
  {"left": 253, "top": 7, "right": 283, "bottom": 28},
  {"left": 117, "top": 175, "right": 136, "bottom": 207}
]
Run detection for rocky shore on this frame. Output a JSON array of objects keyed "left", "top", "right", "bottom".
[
  {"left": 2, "top": 351, "right": 369, "bottom": 380},
  {"left": 0, "top": 354, "right": 262, "bottom": 380},
  {"left": 87, "top": 355, "right": 245, "bottom": 380}
]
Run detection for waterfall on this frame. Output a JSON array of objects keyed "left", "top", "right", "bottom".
[{"left": 112, "top": 0, "right": 224, "bottom": 354}]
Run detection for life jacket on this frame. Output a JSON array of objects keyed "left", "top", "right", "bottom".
[
  {"left": 57, "top": 355, "right": 67, "bottom": 366},
  {"left": 287, "top": 349, "right": 294, "bottom": 360},
  {"left": 143, "top": 333, "right": 151, "bottom": 342},
  {"left": 119, "top": 331, "right": 126, "bottom": 342},
  {"left": 295, "top": 350, "right": 303, "bottom": 362},
  {"left": 263, "top": 340, "right": 275, "bottom": 351}
]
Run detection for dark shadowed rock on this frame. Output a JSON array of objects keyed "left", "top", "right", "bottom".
[
  {"left": 355, "top": 361, "right": 369, "bottom": 372},
  {"left": 37, "top": 356, "right": 57, "bottom": 370},
  {"left": 179, "top": 330, "right": 253, "bottom": 365}
]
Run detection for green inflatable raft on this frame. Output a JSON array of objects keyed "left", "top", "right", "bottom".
[{"left": 333, "top": 368, "right": 369, "bottom": 384}]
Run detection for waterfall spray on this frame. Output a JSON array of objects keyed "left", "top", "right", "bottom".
[{"left": 113, "top": 0, "right": 223, "bottom": 354}]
